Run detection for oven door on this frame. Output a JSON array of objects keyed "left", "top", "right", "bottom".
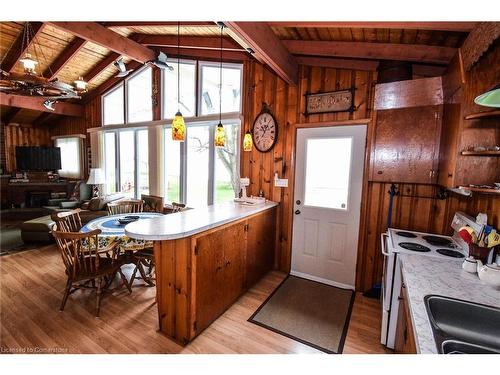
[{"left": 381, "top": 233, "right": 394, "bottom": 312}]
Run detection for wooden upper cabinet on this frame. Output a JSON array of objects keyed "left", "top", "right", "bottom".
[{"left": 371, "top": 105, "right": 443, "bottom": 184}]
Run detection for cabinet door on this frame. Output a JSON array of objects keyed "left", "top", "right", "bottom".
[
  {"left": 246, "top": 208, "right": 277, "bottom": 288},
  {"left": 221, "top": 221, "right": 246, "bottom": 308},
  {"left": 194, "top": 229, "right": 225, "bottom": 334},
  {"left": 394, "top": 284, "right": 417, "bottom": 354},
  {"left": 371, "top": 105, "right": 442, "bottom": 183}
]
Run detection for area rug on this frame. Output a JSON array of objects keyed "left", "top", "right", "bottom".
[{"left": 249, "top": 275, "right": 355, "bottom": 353}]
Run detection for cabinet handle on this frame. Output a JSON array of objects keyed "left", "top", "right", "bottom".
[
  {"left": 377, "top": 171, "right": 383, "bottom": 175},
  {"left": 216, "top": 266, "right": 222, "bottom": 272},
  {"left": 226, "top": 260, "right": 231, "bottom": 267},
  {"left": 398, "top": 296, "right": 403, "bottom": 301}
]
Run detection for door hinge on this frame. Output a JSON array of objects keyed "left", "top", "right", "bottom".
[
  {"left": 194, "top": 245, "right": 199, "bottom": 255},
  {"left": 244, "top": 224, "right": 249, "bottom": 232}
]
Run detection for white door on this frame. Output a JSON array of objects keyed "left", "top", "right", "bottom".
[{"left": 291, "top": 125, "right": 366, "bottom": 289}]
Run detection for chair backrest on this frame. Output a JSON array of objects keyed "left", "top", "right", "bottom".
[
  {"left": 51, "top": 209, "right": 83, "bottom": 232},
  {"left": 141, "top": 194, "right": 164, "bottom": 213},
  {"left": 171, "top": 202, "right": 186, "bottom": 213},
  {"left": 52, "top": 229, "right": 102, "bottom": 279},
  {"left": 107, "top": 199, "right": 144, "bottom": 215}
]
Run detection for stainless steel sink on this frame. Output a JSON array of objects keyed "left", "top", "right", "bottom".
[{"left": 424, "top": 295, "right": 500, "bottom": 354}]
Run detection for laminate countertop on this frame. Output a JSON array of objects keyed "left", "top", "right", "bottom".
[
  {"left": 125, "top": 201, "right": 278, "bottom": 241},
  {"left": 399, "top": 253, "right": 500, "bottom": 353}
]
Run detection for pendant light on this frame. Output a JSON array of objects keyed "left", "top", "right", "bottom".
[
  {"left": 172, "top": 22, "right": 186, "bottom": 141},
  {"left": 214, "top": 23, "right": 226, "bottom": 148},
  {"left": 243, "top": 130, "right": 253, "bottom": 152}
]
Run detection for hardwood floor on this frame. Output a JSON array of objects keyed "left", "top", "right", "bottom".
[{"left": 0, "top": 244, "right": 392, "bottom": 354}]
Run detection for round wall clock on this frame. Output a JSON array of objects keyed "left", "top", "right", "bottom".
[{"left": 252, "top": 109, "right": 278, "bottom": 152}]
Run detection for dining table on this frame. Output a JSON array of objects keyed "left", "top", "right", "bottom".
[{"left": 80, "top": 212, "right": 164, "bottom": 251}]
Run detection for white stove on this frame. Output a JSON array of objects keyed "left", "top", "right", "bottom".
[
  {"left": 380, "top": 212, "right": 483, "bottom": 349},
  {"left": 387, "top": 228, "right": 467, "bottom": 260}
]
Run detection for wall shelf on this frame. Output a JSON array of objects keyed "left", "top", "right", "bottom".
[
  {"left": 461, "top": 150, "right": 500, "bottom": 156},
  {"left": 458, "top": 186, "right": 500, "bottom": 195},
  {"left": 464, "top": 110, "right": 500, "bottom": 120}
]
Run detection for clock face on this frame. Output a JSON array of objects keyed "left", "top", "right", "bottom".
[{"left": 252, "top": 112, "right": 277, "bottom": 152}]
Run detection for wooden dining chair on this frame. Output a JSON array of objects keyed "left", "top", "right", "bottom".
[
  {"left": 52, "top": 228, "right": 130, "bottom": 316},
  {"left": 51, "top": 209, "right": 83, "bottom": 232},
  {"left": 141, "top": 194, "right": 164, "bottom": 213},
  {"left": 107, "top": 199, "right": 144, "bottom": 215}
]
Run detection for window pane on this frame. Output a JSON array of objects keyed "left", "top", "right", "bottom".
[
  {"left": 54, "top": 137, "right": 81, "bottom": 179},
  {"left": 103, "top": 85, "right": 124, "bottom": 125},
  {"left": 215, "top": 124, "right": 239, "bottom": 203},
  {"left": 137, "top": 130, "right": 149, "bottom": 196},
  {"left": 201, "top": 65, "right": 241, "bottom": 115},
  {"left": 127, "top": 68, "right": 152, "bottom": 123},
  {"left": 164, "top": 128, "right": 181, "bottom": 203},
  {"left": 104, "top": 133, "right": 116, "bottom": 194},
  {"left": 304, "top": 137, "right": 352, "bottom": 210},
  {"left": 186, "top": 126, "right": 209, "bottom": 207},
  {"left": 163, "top": 62, "right": 196, "bottom": 118},
  {"left": 119, "top": 131, "right": 136, "bottom": 198}
]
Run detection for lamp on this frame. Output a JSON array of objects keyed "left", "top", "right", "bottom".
[
  {"left": 215, "top": 23, "right": 226, "bottom": 148},
  {"left": 243, "top": 130, "right": 253, "bottom": 152},
  {"left": 73, "top": 76, "right": 88, "bottom": 93},
  {"left": 87, "top": 168, "right": 105, "bottom": 197},
  {"left": 474, "top": 84, "right": 500, "bottom": 108},
  {"left": 20, "top": 53, "right": 38, "bottom": 74},
  {"left": 172, "top": 21, "right": 185, "bottom": 141}
]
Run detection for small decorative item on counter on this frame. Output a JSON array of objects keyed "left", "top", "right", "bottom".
[
  {"left": 459, "top": 221, "right": 499, "bottom": 264},
  {"left": 462, "top": 256, "right": 478, "bottom": 273},
  {"left": 476, "top": 259, "right": 500, "bottom": 288}
]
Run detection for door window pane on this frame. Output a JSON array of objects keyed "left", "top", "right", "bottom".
[
  {"left": 137, "top": 130, "right": 149, "bottom": 196},
  {"left": 215, "top": 124, "right": 240, "bottom": 203},
  {"left": 164, "top": 128, "right": 181, "bottom": 203},
  {"left": 200, "top": 65, "right": 241, "bottom": 115},
  {"left": 304, "top": 137, "right": 352, "bottom": 210},
  {"left": 104, "top": 133, "right": 116, "bottom": 194},
  {"left": 119, "top": 131, "right": 135, "bottom": 198},
  {"left": 127, "top": 68, "right": 152, "bottom": 123},
  {"left": 186, "top": 126, "right": 209, "bottom": 207},
  {"left": 163, "top": 62, "right": 196, "bottom": 118},
  {"left": 103, "top": 85, "right": 124, "bottom": 125}
]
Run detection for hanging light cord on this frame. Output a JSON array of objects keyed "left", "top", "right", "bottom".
[
  {"left": 219, "top": 24, "right": 223, "bottom": 125},
  {"left": 177, "top": 22, "right": 180, "bottom": 113}
]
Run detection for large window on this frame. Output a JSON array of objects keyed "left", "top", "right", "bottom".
[
  {"left": 104, "top": 129, "right": 149, "bottom": 198},
  {"left": 102, "top": 59, "right": 242, "bottom": 206},
  {"left": 54, "top": 136, "right": 83, "bottom": 179},
  {"left": 102, "top": 67, "right": 152, "bottom": 126}
]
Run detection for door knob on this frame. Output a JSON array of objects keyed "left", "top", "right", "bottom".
[{"left": 295, "top": 210, "right": 301, "bottom": 215}]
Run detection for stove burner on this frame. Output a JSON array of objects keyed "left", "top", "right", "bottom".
[
  {"left": 436, "top": 249, "right": 465, "bottom": 258},
  {"left": 398, "top": 242, "right": 431, "bottom": 252},
  {"left": 423, "top": 235, "right": 454, "bottom": 247},
  {"left": 396, "top": 231, "right": 417, "bottom": 238}
]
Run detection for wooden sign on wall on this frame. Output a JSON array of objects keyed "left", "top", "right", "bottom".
[{"left": 304, "top": 88, "right": 355, "bottom": 115}]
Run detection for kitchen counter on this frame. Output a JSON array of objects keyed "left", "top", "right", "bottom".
[
  {"left": 399, "top": 253, "right": 500, "bottom": 353},
  {"left": 125, "top": 201, "right": 278, "bottom": 240}
]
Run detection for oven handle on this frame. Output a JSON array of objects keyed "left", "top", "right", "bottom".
[{"left": 381, "top": 233, "right": 390, "bottom": 257}]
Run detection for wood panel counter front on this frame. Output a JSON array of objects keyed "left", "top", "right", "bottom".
[{"left": 125, "top": 202, "right": 278, "bottom": 345}]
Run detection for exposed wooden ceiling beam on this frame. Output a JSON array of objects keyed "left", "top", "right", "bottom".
[
  {"left": 43, "top": 37, "right": 87, "bottom": 80},
  {"left": 1, "top": 22, "right": 45, "bottom": 72},
  {"left": 136, "top": 34, "right": 245, "bottom": 51},
  {"left": 0, "top": 93, "right": 83, "bottom": 117},
  {"left": 267, "top": 22, "right": 477, "bottom": 32},
  {"left": 2, "top": 107, "right": 22, "bottom": 124},
  {"left": 225, "top": 22, "right": 298, "bottom": 85},
  {"left": 460, "top": 22, "right": 500, "bottom": 71},
  {"left": 158, "top": 47, "right": 249, "bottom": 62},
  {"left": 283, "top": 40, "right": 456, "bottom": 64},
  {"left": 83, "top": 52, "right": 120, "bottom": 83},
  {"left": 412, "top": 64, "right": 447, "bottom": 77},
  {"left": 295, "top": 56, "right": 379, "bottom": 71},
  {"left": 102, "top": 21, "right": 214, "bottom": 27},
  {"left": 48, "top": 22, "right": 156, "bottom": 64}
]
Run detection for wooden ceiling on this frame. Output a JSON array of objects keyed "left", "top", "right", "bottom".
[{"left": 0, "top": 21, "right": 488, "bottom": 124}]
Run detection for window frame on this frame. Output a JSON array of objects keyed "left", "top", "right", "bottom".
[{"left": 51, "top": 134, "right": 85, "bottom": 180}]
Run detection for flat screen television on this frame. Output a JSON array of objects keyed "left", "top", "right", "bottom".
[{"left": 15, "top": 146, "right": 62, "bottom": 171}]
